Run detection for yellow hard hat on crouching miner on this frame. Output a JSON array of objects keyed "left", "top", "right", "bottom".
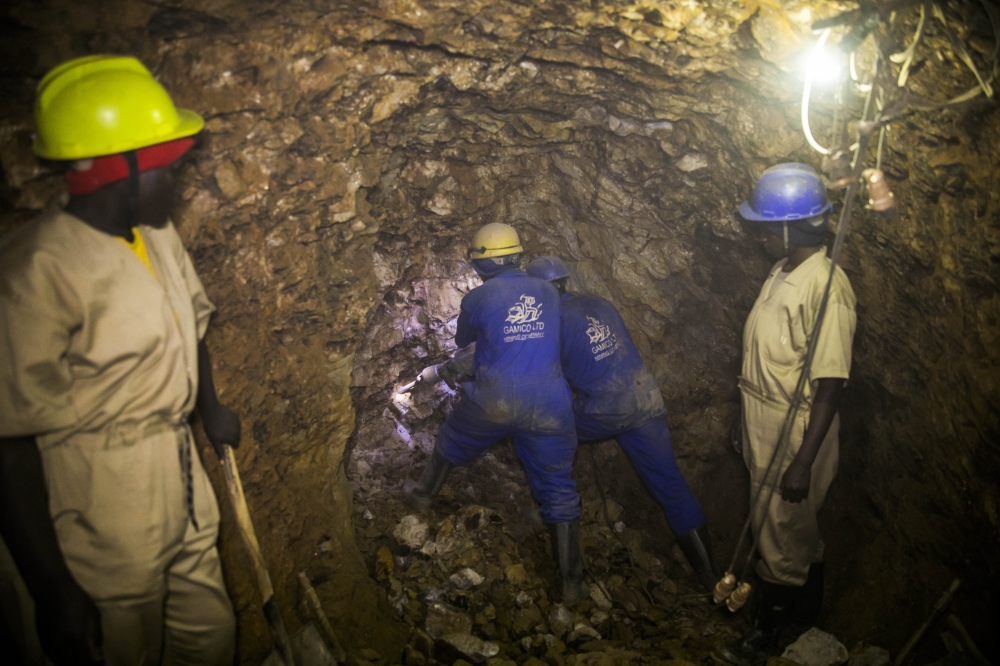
[
  {"left": 468, "top": 223, "right": 523, "bottom": 260},
  {"left": 33, "top": 55, "right": 204, "bottom": 161}
]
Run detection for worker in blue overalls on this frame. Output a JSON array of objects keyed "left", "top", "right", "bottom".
[
  {"left": 526, "top": 256, "right": 721, "bottom": 592},
  {"left": 403, "top": 224, "right": 587, "bottom": 604}
]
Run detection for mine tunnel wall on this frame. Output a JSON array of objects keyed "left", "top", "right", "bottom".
[{"left": 1, "top": 0, "right": 998, "bottom": 662}]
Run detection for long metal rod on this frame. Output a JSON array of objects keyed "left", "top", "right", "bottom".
[{"left": 894, "top": 578, "right": 962, "bottom": 666}]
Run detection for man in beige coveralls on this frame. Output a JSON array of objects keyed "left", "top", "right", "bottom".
[
  {"left": 0, "top": 56, "right": 238, "bottom": 664},
  {"left": 722, "top": 164, "right": 857, "bottom": 664}
]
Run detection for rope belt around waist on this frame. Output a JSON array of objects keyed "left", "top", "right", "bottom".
[
  {"left": 738, "top": 376, "right": 812, "bottom": 413},
  {"left": 59, "top": 416, "right": 200, "bottom": 531}
]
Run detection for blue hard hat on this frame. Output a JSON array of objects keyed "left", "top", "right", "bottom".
[
  {"left": 526, "top": 256, "right": 569, "bottom": 282},
  {"left": 739, "top": 163, "right": 833, "bottom": 222}
]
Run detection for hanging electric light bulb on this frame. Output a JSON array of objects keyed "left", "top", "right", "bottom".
[
  {"left": 803, "top": 36, "right": 843, "bottom": 84},
  {"left": 801, "top": 29, "right": 846, "bottom": 156}
]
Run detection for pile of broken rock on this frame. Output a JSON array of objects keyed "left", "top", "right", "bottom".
[{"left": 352, "top": 491, "right": 887, "bottom": 666}]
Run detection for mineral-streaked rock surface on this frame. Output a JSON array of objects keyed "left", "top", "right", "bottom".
[{"left": 1, "top": 0, "right": 997, "bottom": 662}]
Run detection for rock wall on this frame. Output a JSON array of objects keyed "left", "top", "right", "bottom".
[{"left": 2, "top": 0, "right": 998, "bottom": 662}]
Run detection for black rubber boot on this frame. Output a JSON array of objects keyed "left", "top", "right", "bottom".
[
  {"left": 403, "top": 450, "right": 452, "bottom": 510},
  {"left": 675, "top": 524, "right": 723, "bottom": 591},
  {"left": 717, "top": 627, "right": 773, "bottom": 666},
  {"left": 551, "top": 519, "right": 589, "bottom": 605},
  {"left": 718, "top": 578, "right": 797, "bottom": 666},
  {"left": 794, "top": 562, "right": 825, "bottom": 627}
]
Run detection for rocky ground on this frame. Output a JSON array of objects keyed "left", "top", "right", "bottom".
[
  {"left": 349, "top": 436, "right": 747, "bottom": 665},
  {"left": 348, "top": 451, "right": 915, "bottom": 666},
  {"left": 344, "top": 384, "right": 893, "bottom": 666}
]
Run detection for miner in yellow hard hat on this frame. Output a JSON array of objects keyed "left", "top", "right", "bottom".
[
  {"left": 0, "top": 55, "right": 237, "bottom": 665},
  {"left": 404, "top": 222, "right": 588, "bottom": 604}
]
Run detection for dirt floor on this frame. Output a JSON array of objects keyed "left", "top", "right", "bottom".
[
  {"left": 344, "top": 375, "right": 897, "bottom": 666},
  {"left": 348, "top": 434, "right": 751, "bottom": 665}
]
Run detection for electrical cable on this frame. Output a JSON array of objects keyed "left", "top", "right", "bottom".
[
  {"left": 850, "top": 52, "right": 872, "bottom": 92},
  {"left": 876, "top": 125, "right": 887, "bottom": 171},
  {"left": 889, "top": 2, "right": 926, "bottom": 88},
  {"left": 802, "top": 29, "right": 834, "bottom": 155},
  {"left": 895, "top": 1, "right": 998, "bottom": 111},
  {"left": 851, "top": 62, "right": 879, "bottom": 163},
  {"left": 932, "top": 3, "right": 992, "bottom": 98}
]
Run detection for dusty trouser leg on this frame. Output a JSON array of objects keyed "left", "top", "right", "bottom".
[
  {"left": 405, "top": 396, "right": 509, "bottom": 509},
  {"left": 0, "top": 536, "right": 42, "bottom": 664},
  {"left": 614, "top": 416, "right": 719, "bottom": 590},
  {"left": 42, "top": 426, "right": 198, "bottom": 665},
  {"left": 162, "top": 453, "right": 235, "bottom": 665},
  {"left": 512, "top": 386, "right": 584, "bottom": 604},
  {"left": 742, "top": 394, "right": 839, "bottom": 590},
  {"left": 793, "top": 562, "right": 825, "bottom": 627},
  {"left": 577, "top": 413, "right": 719, "bottom": 591}
]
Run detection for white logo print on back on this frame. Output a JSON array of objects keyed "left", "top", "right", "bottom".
[
  {"left": 585, "top": 316, "right": 611, "bottom": 343},
  {"left": 586, "top": 315, "right": 620, "bottom": 360},
  {"left": 503, "top": 295, "right": 545, "bottom": 342}
]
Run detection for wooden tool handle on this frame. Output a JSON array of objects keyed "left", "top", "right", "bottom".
[
  {"left": 298, "top": 571, "right": 347, "bottom": 663},
  {"left": 220, "top": 445, "right": 274, "bottom": 600},
  {"left": 220, "top": 445, "right": 295, "bottom": 666}
]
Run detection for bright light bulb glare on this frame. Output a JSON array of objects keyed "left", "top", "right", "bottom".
[{"left": 805, "top": 46, "right": 841, "bottom": 84}]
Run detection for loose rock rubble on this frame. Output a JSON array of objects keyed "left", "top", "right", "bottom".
[
  {"left": 353, "top": 453, "right": 893, "bottom": 666},
  {"left": 353, "top": 446, "right": 751, "bottom": 665},
  {"left": 783, "top": 629, "right": 850, "bottom": 666}
]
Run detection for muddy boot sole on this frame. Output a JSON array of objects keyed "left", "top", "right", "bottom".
[
  {"left": 562, "top": 580, "right": 590, "bottom": 607},
  {"left": 716, "top": 629, "right": 772, "bottom": 666},
  {"left": 402, "top": 480, "right": 433, "bottom": 511}
]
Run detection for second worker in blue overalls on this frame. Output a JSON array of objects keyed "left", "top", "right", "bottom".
[
  {"left": 527, "top": 256, "right": 722, "bottom": 592},
  {"left": 404, "top": 224, "right": 588, "bottom": 604}
]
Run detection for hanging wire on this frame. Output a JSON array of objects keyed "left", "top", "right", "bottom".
[
  {"left": 802, "top": 28, "right": 834, "bottom": 155},
  {"left": 898, "top": 0, "right": 999, "bottom": 111},
  {"left": 932, "top": 3, "right": 993, "bottom": 98},
  {"left": 850, "top": 50, "right": 876, "bottom": 92},
  {"left": 889, "top": 2, "right": 926, "bottom": 88},
  {"left": 876, "top": 125, "right": 887, "bottom": 171},
  {"left": 850, "top": 60, "right": 880, "bottom": 161}
]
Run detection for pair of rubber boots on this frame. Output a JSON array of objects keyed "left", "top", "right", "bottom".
[
  {"left": 403, "top": 451, "right": 589, "bottom": 605},
  {"left": 718, "top": 563, "right": 826, "bottom": 666}
]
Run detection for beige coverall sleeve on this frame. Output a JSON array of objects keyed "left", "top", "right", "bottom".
[
  {"left": 0, "top": 254, "right": 80, "bottom": 437},
  {"left": 165, "top": 222, "right": 216, "bottom": 340},
  {"left": 809, "top": 296, "right": 856, "bottom": 380}
]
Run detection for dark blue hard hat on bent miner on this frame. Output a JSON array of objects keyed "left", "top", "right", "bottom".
[{"left": 525, "top": 256, "right": 569, "bottom": 283}]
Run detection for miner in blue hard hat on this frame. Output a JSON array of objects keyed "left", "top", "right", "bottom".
[
  {"left": 722, "top": 164, "right": 858, "bottom": 663},
  {"left": 526, "top": 255, "right": 722, "bottom": 594}
]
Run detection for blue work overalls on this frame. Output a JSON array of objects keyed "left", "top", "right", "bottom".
[
  {"left": 435, "top": 268, "right": 580, "bottom": 524},
  {"left": 560, "top": 293, "right": 705, "bottom": 535}
]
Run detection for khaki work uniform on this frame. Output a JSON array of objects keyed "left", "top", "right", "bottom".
[
  {"left": 0, "top": 210, "right": 235, "bottom": 665},
  {"left": 740, "top": 250, "right": 856, "bottom": 586}
]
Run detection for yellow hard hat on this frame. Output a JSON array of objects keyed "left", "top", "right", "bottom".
[
  {"left": 33, "top": 55, "right": 204, "bottom": 160},
  {"left": 468, "top": 222, "right": 523, "bottom": 260}
]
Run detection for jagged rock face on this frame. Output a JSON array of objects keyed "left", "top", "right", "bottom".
[{"left": 1, "top": 0, "right": 998, "bottom": 662}]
